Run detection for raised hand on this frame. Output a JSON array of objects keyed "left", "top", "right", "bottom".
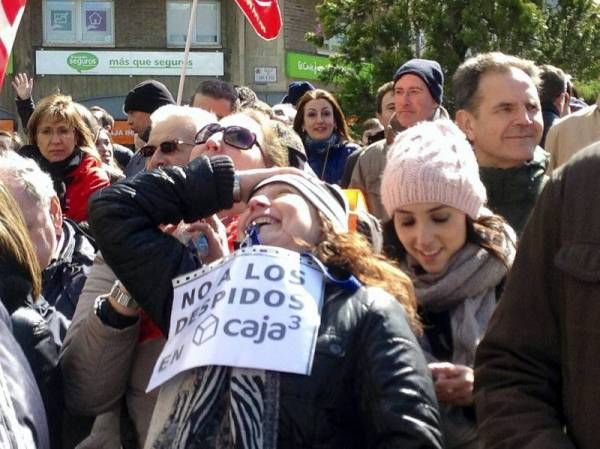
[{"left": 11, "top": 73, "right": 34, "bottom": 100}]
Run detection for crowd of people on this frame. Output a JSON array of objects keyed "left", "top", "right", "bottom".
[{"left": 0, "top": 49, "right": 599, "bottom": 449}]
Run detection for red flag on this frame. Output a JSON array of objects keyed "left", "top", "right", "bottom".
[
  {"left": 0, "top": 0, "right": 26, "bottom": 88},
  {"left": 234, "top": 0, "right": 282, "bottom": 41}
]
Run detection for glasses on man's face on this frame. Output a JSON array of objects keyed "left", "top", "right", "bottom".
[
  {"left": 139, "top": 139, "right": 195, "bottom": 158},
  {"left": 194, "top": 123, "right": 258, "bottom": 150}
]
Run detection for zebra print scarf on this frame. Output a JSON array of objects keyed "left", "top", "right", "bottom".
[{"left": 147, "top": 365, "right": 279, "bottom": 449}]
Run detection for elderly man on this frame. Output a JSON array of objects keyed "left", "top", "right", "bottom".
[
  {"left": 350, "top": 60, "right": 448, "bottom": 222},
  {"left": 61, "top": 105, "right": 216, "bottom": 449},
  {"left": 0, "top": 151, "right": 98, "bottom": 447},
  {"left": 454, "top": 52, "right": 548, "bottom": 235},
  {"left": 0, "top": 152, "right": 95, "bottom": 319},
  {"left": 142, "top": 105, "right": 215, "bottom": 170}
]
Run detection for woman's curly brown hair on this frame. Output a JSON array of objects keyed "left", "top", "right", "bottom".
[{"left": 312, "top": 219, "right": 421, "bottom": 334}]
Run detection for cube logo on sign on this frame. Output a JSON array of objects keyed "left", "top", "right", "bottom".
[
  {"left": 86, "top": 11, "right": 107, "bottom": 31},
  {"left": 193, "top": 315, "right": 219, "bottom": 346},
  {"left": 51, "top": 10, "right": 72, "bottom": 31}
]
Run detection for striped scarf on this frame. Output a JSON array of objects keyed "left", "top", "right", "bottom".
[{"left": 148, "top": 365, "right": 279, "bottom": 449}]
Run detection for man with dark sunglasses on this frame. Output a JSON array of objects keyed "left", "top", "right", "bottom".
[
  {"left": 61, "top": 103, "right": 215, "bottom": 448},
  {"left": 143, "top": 105, "right": 215, "bottom": 170}
]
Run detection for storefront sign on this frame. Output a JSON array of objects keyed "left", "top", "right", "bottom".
[
  {"left": 254, "top": 66, "right": 277, "bottom": 84},
  {"left": 285, "top": 52, "right": 331, "bottom": 80},
  {"left": 36, "top": 50, "right": 224, "bottom": 76},
  {"left": 147, "top": 246, "right": 325, "bottom": 391}
]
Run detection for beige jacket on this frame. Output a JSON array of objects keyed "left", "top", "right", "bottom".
[
  {"left": 349, "top": 138, "right": 392, "bottom": 222},
  {"left": 546, "top": 95, "right": 600, "bottom": 170},
  {"left": 61, "top": 253, "right": 165, "bottom": 448}
]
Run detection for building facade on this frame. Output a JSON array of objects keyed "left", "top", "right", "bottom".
[{"left": 0, "top": 0, "right": 333, "bottom": 142}]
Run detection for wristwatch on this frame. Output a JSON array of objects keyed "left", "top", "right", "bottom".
[
  {"left": 232, "top": 172, "right": 241, "bottom": 203},
  {"left": 109, "top": 281, "right": 139, "bottom": 310}
]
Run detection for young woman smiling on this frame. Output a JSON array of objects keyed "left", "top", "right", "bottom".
[
  {"left": 293, "top": 89, "right": 359, "bottom": 185},
  {"left": 88, "top": 157, "right": 444, "bottom": 448},
  {"left": 381, "top": 119, "right": 516, "bottom": 449}
]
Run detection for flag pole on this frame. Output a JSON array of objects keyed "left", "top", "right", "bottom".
[{"left": 176, "top": 0, "right": 198, "bottom": 105}]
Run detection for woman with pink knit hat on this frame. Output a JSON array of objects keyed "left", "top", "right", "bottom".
[{"left": 381, "top": 119, "right": 516, "bottom": 449}]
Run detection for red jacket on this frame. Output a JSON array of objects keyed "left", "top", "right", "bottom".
[{"left": 63, "top": 154, "right": 110, "bottom": 222}]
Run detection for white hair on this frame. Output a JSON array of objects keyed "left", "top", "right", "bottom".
[
  {"left": 150, "top": 104, "right": 216, "bottom": 134},
  {"left": 0, "top": 151, "right": 57, "bottom": 210}
]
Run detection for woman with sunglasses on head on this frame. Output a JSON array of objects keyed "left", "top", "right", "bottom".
[
  {"left": 88, "top": 151, "right": 443, "bottom": 448},
  {"left": 22, "top": 94, "right": 110, "bottom": 222},
  {"left": 293, "top": 89, "right": 360, "bottom": 186},
  {"left": 380, "top": 120, "right": 516, "bottom": 449},
  {"left": 191, "top": 108, "right": 297, "bottom": 248}
]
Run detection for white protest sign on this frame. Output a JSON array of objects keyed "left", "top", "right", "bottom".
[{"left": 147, "top": 245, "right": 325, "bottom": 391}]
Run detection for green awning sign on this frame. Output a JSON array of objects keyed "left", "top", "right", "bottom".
[{"left": 285, "top": 52, "right": 331, "bottom": 80}]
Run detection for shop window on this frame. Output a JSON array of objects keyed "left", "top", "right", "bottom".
[
  {"left": 43, "top": 0, "right": 114, "bottom": 46},
  {"left": 166, "top": 0, "right": 221, "bottom": 47}
]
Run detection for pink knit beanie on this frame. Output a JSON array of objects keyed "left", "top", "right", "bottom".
[{"left": 380, "top": 119, "right": 486, "bottom": 219}]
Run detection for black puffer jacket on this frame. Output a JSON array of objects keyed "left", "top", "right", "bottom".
[{"left": 88, "top": 155, "right": 443, "bottom": 448}]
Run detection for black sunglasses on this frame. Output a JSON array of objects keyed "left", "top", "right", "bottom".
[
  {"left": 194, "top": 123, "right": 258, "bottom": 150},
  {"left": 139, "top": 139, "right": 195, "bottom": 158}
]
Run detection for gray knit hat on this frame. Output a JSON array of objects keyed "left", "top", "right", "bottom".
[{"left": 252, "top": 174, "right": 348, "bottom": 232}]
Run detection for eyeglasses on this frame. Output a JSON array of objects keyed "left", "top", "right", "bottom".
[
  {"left": 194, "top": 123, "right": 258, "bottom": 150},
  {"left": 139, "top": 139, "right": 195, "bottom": 158}
]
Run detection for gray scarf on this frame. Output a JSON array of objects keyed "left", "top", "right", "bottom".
[{"left": 407, "top": 232, "right": 515, "bottom": 366}]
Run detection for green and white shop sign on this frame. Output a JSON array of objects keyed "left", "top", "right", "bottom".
[
  {"left": 285, "top": 52, "right": 331, "bottom": 80},
  {"left": 35, "top": 50, "right": 224, "bottom": 76}
]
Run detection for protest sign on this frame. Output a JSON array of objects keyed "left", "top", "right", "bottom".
[{"left": 147, "top": 245, "right": 324, "bottom": 391}]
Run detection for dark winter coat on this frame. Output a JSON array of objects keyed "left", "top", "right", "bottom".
[
  {"left": 0, "top": 300, "right": 50, "bottom": 449},
  {"left": 475, "top": 141, "right": 600, "bottom": 449},
  {"left": 479, "top": 146, "right": 549, "bottom": 236},
  {"left": 302, "top": 133, "right": 361, "bottom": 186},
  {"left": 88, "top": 155, "right": 444, "bottom": 449}
]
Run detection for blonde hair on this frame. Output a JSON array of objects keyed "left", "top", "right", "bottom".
[
  {"left": 27, "top": 93, "right": 101, "bottom": 162},
  {"left": 0, "top": 181, "right": 42, "bottom": 298},
  {"left": 239, "top": 109, "right": 289, "bottom": 168}
]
